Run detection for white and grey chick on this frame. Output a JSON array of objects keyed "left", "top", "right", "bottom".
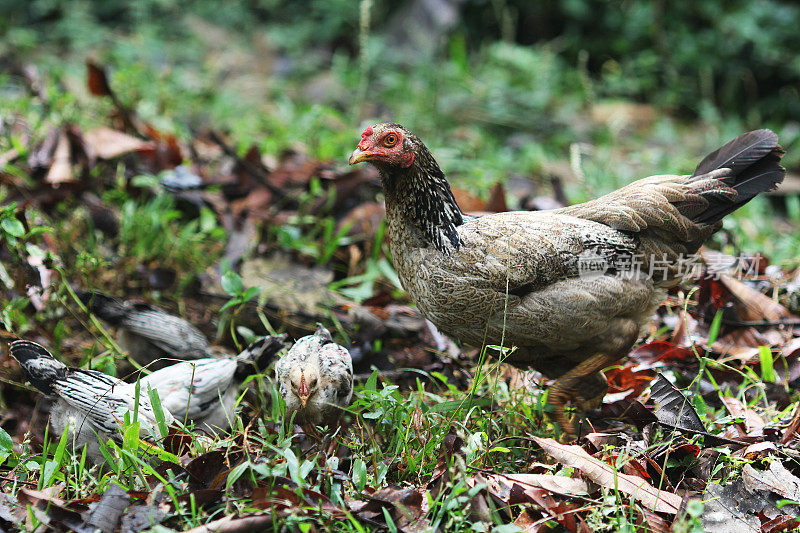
[
  {"left": 78, "top": 290, "right": 212, "bottom": 368},
  {"left": 10, "top": 340, "right": 173, "bottom": 462},
  {"left": 139, "top": 334, "right": 287, "bottom": 432},
  {"left": 275, "top": 324, "right": 353, "bottom": 426}
]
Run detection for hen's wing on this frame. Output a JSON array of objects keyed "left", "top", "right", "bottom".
[
  {"left": 120, "top": 303, "right": 212, "bottom": 359},
  {"left": 80, "top": 291, "right": 211, "bottom": 360},
  {"left": 451, "top": 211, "right": 637, "bottom": 294}
]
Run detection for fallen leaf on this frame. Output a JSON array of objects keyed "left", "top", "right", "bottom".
[
  {"left": 532, "top": 436, "right": 683, "bottom": 514},
  {"left": 485, "top": 182, "right": 508, "bottom": 212},
  {"left": 87, "top": 61, "right": 113, "bottom": 97},
  {"left": 82, "top": 483, "right": 129, "bottom": 533},
  {"left": 648, "top": 374, "right": 707, "bottom": 434},
  {"left": 720, "top": 274, "right": 795, "bottom": 322},
  {"left": 485, "top": 473, "right": 589, "bottom": 498},
  {"left": 742, "top": 461, "right": 800, "bottom": 501},
  {"left": 451, "top": 187, "right": 486, "bottom": 213},
  {"left": 83, "top": 127, "right": 154, "bottom": 160},
  {"left": 629, "top": 341, "right": 696, "bottom": 365},
  {"left": 720, "top": 396, "right": 765, "bottom": 434},
  {"left": 46, "top": 130, "right": 73, "bottom": 185}
]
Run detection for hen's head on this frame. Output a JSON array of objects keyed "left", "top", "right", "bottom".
[{"left": 349, "top": 122, "right": 419, "bottom": 170}]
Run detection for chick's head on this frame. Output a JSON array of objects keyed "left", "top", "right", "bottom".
[{"left": 276, "top": 324, "right": 353, "bottom": 426}]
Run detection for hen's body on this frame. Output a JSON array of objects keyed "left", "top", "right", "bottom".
[{"left": 351, "top": 124, "right": 785, "bottom": 435}]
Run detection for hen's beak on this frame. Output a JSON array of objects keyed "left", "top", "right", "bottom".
[
  {"left": 349, "top": 147, "right": 372, "bottom": 165},
  {"left": 298, "top": 372, "right": 311, "bottom": 408}
]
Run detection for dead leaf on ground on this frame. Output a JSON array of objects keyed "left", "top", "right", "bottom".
[
  {"left": 83, "top": 127, "right": 154, "bottom": 160},
  {"left": 648, "top": 374, "right": 708, "bottom": 435},
  {"left": 532, "top": 436, "right": 683, "bottom": 514},
  {"left": 46, "top": 129, "right": 73, "bottom": 185},
  {"left": 720, "top": 396, "right": 765, "bottom": 435},
  {"left": 742, "top": 460, "right": 800, "bottom": 502},
  {"left": 485, "top": 473, "right": 590, "bottom": 498},
  {"left": 720, "top": 274, "right": 795, "bottom": 323}
]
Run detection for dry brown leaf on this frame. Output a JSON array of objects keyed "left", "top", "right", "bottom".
[
  {"left": 720, "top": 397, "right": 765, "bottom": 433},
  {"left": 486, "top": 473, "right": 589, "bottom": 499},
  {"left": 485, "top": 182, "right": 508, "bottom": 212},
  {"left": 46, "top": 131, "right": 72, "bottom": 185},
  {"left": 782, "top": 336, "right": 800, "bottom": 359},
  {"left": 735, "top": 441, "right": 777, "bottom": 462},
  {"left": 720, "top": 274, "right": 794, "bottom": 322},
  {"left": 532, "top": 436, "right": 683, "bottom": 514},
  {"left": 83, "top": 127, "right": 153, "bottom": 159},
  {"left": 742, "top": 461, "right": 800, "bottom": 501},
  {"left": 451, "top": 187, "right": 486, "bottom": 213}
]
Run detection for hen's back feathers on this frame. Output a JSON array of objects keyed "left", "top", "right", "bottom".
[
  {"left": 234, "top": 334, "right": 289, "bottom": 381},
  {"left": 557, "top": 129, "right": 785, "bottom": 272},
  {"left": 10, "top": 340, "right": 172, "bottom": 448}
]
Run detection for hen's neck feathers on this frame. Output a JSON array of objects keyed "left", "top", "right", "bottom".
[{"left": 380, "top": 143, "right": 464, "bottom": 254}]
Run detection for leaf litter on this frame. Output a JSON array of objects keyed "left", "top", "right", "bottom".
[{"left": 0, "top": 60, "right": 798, "bottom": 531}]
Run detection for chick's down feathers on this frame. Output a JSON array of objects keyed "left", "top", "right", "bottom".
[
  {"left": 78, "top": 290, "right": 212, "bottom": 368},
  {"left": 10, "top": 340, "right": 173, "bottom": 462},
  {"left": 275, "top": 324, "right": 353, "bottom": 425},
  {"left": 140, "top": 334, "right": 287, "bottom": 432}
]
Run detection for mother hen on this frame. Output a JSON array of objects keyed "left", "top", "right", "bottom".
[{"left": 349, "top": 123, "right": 784, "bottom": 437}]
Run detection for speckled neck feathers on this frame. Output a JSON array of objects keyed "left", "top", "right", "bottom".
[{"left": 379, "top": 142, "right": 464, "bottom": 254}]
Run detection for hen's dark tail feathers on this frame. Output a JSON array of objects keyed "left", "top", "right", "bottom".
[
  {"left": 689, "top": 129, "right": 785, "bottom": 225},
  {"left": 77, "top": 290, "right": 128, "bottom": 325},
  {"left": 235, "top": 334, "right": 289, "bottom": 379},
  {"left": 9, "top": 340, "right": 66, "bottom": 395}
]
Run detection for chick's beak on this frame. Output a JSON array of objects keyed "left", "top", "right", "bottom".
[
  {"left": 298, "top": 372, "right": 311, "bottom": 408},
  {"left": 349, "top": 147, "right": 371, "bottom": 165}
]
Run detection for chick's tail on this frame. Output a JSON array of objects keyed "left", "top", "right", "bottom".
[
  {"left": 9, "top": 340, "right": 67, "bottom": 395},
  {"left": 77, "top": 290, "right": 128, "bottom": 325},
  {"left": 235, "top": 334, "right": 289, "bottom": 379}
]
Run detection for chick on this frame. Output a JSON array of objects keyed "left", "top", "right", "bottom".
[
  {"left": 139, "top": 334, "right": 287, "bottom": 432},
  {"left": 9, "top": 340, "right": 173, "bottom": 462},
  {"left": 275, "top": 324, "right": 353, "bottom": 426},
  {"left": 78, "top": 290, "right": 212, "bottom": 369}
]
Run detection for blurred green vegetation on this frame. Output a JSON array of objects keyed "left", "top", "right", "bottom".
[{"left": 1, "top": 0, "right": 798, "bottom": 262}]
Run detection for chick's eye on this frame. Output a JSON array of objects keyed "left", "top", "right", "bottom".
[{"left": 384, "top": 133, "right": 398, "bottom": 147}]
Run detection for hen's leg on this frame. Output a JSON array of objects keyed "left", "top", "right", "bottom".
[
  {"left": 547, "top": 319, "right": 639, "bottom": 439},
  {"left": 547, "top": 352, "right": 618, "bottom": 439}
]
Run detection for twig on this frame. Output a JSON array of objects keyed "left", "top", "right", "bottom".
[{"left": 207, "top": 131, "right": 285, "bottom": 199}]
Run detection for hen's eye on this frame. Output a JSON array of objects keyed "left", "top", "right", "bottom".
[{"left": 384, "top": 133, "right": 398, "bottom": 147}]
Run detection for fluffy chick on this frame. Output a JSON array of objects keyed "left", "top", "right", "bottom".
[
  {"left": 275, "top": 324, "right": 353, "bottom": 426},
  {"left": 78, "top": 290, "right": 212, "bottom": 369},
  {"left": 10, "top": 340, "right": 173, "bottom": 462},
  {"left": 139, "top": 334, "right": 287, "bottom": 432}
]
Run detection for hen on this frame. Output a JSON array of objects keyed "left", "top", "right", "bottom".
[
  {"left": 275, "top": 324, "right": 353, "bottom": 426},
  {"left": 10, "top": 340, "right": 173, "bottom": 462},
  {"left": 349, "top": 123, "right": 785, "bottom": 436},
  {"left": 78, "top": 290, "right": 212, "bottom": 369},
  {"left": 139, "top": 334, "right": 287, "bottom": 432}
]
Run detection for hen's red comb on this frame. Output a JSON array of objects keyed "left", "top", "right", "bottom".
[{"left": 361, "top": 126, "right": 373, "bottom": 139}]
